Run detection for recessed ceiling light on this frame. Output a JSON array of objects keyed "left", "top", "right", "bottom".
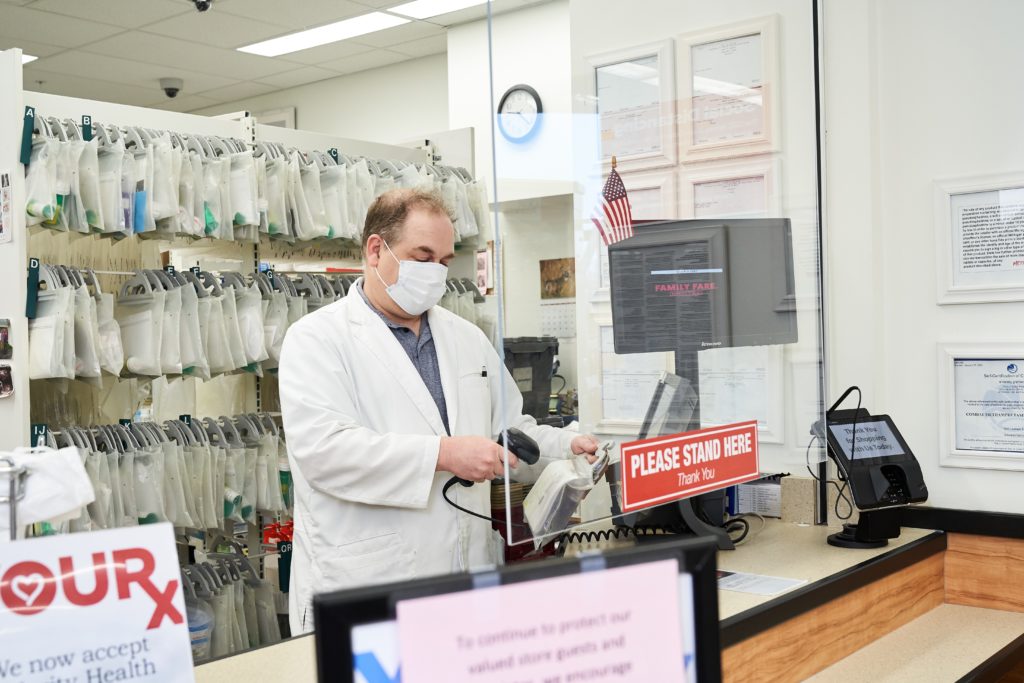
[
  {"left": 388, "top": 0, "right": 488, "bottom": 20},
  {"left": 22, "top": 54, "right": 38, "bottom": 64},
  {"left": 238, "top": 12, "right": 410, "bottom": 57}
]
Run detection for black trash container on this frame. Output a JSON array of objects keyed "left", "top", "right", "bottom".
[{"left": 502, "top": 336, "right": 558, "bottom": 419}]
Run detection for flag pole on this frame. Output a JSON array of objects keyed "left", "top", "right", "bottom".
[{"left": 611, "top": 155, "right": 617, "bottom": 170}]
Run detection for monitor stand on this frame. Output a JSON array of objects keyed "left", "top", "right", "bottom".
[
  {"left": 826, "top": 508, "right": 900, "bottom": 549},
  {"left": 674, "top": 349, "right": 734, "bottom": 551}
]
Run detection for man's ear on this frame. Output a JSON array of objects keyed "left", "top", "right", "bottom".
[{"left": 365, "top": 235, "right": 382, "bottom": 268}]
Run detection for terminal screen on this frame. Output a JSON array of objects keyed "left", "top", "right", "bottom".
[{"left": 828, "top": 419, "right": 905, "bottom": 460}]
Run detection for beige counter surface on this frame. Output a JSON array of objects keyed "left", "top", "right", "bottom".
[
  {"left": 806, "top": 603, "right": 1024, "bottom": 682},
  {"left": 717, "top": 520, "right": 935, "bottom": 619},
  {"left": 195, "top": 635, "right": 315, "bottom": 683},
  {"left": 194, "top": 522, "right": 940, "bottom": 682}
]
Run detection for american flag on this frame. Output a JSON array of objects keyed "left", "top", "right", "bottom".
[{"left": 591, "top": 168, "right": 633, "bottom": 246}]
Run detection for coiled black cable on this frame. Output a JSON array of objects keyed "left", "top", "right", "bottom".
[{"left": 555, "top": 522, "right": 691, "bottom": 547}]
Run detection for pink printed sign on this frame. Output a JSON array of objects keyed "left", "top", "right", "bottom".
[{"left": 397, "top": 559, "right": 686, "bottom": 683}]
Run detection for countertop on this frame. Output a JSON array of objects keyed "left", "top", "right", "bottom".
[{"left": 194, "top": 521, "right": 941, "bottom": 682}]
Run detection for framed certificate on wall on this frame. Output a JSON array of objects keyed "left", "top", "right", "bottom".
[
  {"left": 678, "top": 16, "right": 780, "bottom": 163},
  {"left": 935, "top": 171, "right": 1024, "bottom": 304},
  {"left": 938, "top": 343, "right": 1024, "bottom": 471},
  {"left": 590, "top": 40, "right": 677, "bottom": 172},
  {"left": 679, "top": 155, "right": 781, "bottom": 218}
]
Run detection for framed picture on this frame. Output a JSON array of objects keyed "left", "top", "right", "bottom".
[
  {"left": 597, "top": 168, "right": 679, "bottom": 292},
  {"left": 678, "top": 16, "right": 780, "bottom": 163},
  {"left": 589, "top": 40, "right": 677, "bottom": 172},
  {"left": 934, "top": 172, "right": 1024, "bottom": 304},
  {"left": 679, "top": 155, "right": 781, "bottom": 218},
  {"left": 475, "top": 242, "right": 495, "bottom": 292},
  {"left": 540, "top": 257, "right": 576, "bottom": 299},
  {"left": 938, "top": 343, "right": 1024, "bottom": 471}
]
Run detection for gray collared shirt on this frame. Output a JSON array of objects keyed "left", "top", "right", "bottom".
[{"left": 356, "top": 282, "right": 450, "bottom": 434}]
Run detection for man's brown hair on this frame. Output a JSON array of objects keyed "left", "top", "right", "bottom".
[{"left": 361, "top": 188, "right": 455, "bottom": 251}]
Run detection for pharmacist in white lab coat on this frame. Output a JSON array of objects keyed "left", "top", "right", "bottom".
[{"left": 279, "top": 188, "right": 598, "bottom": 634}]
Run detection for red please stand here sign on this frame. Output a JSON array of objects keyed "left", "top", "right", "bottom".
[{"left": 620, "top": 420, "right": 760, "bottom": 512}]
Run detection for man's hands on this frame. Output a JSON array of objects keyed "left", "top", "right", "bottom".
[
  {"left": 436, "top": 434, "right": 602, "bottom": 481},
  {"left": 571, "top": 435, "right": 601, "bottom": 463},
  {"left": 437, "top": 435, "right": 519, "bottom": 483}
]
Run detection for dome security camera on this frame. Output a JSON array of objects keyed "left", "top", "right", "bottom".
[
  {"left": 159, "top": 77, "right": 184, "bottom": 99},
  {"left": 193, "top": 0, "right": 212, "bottom": 11}
]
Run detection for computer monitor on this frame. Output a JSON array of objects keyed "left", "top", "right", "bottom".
[
  {"left": 314, "top": 537, "right": 721, "bottom": 683},
  {"left": 608, "top": 218, "right": 797, "bottom": 354},
  {"left": 606, "top": 219, "right": 797, "bottom": 547}
]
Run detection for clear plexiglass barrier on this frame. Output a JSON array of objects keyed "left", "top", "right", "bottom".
[{"left": 484, "top": 0, "right": 828, "bottom": 552}]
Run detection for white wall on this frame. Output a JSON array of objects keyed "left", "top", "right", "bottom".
[
  {"left": 500, "top": 195, "right": 578, "bottom": 390},
  {"left": 448, "top": 2, "right": 579, "bottom": 393},
  {"left": 194, "top": 53, "right": 450, "bottom": 146},
  {"left": 0, "top": 50, "right": 28, "bottom": 450},
  {"left": 824, "top": 0, "right": 1024, "bottom": 513},
  {"left": 447, "top": 0, "right": 574, "bottom": 195}
]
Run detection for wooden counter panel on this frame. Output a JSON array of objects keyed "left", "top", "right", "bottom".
[
  {"left": 946, "top": 533, "right": 1024, "bottom": 614},
  {"left": 721, "top": 553, "right": 944, "bottom": 683}
]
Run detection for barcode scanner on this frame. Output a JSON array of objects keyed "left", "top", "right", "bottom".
[
  {"left": 444, "top": 428, "right": 540, "bottom": 529},
  {"left": 455, "top": 427, "right": 540, "bottom": 487}
]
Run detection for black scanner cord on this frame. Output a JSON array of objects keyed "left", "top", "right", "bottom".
[
  {"left": 441, "top": 428, "right": 539, "bottom": 530},
  {"left": 442, "top": 476, "right": 530, "bottom": 529}
]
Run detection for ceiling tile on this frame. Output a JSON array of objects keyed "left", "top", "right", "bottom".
[
  {"left": 270, "top": 39, "right": 374, "bottom": 67},
  {"left": 142, "top": 11, "right": 285, "bottom": 48},
  {"left": 37, "top": 50, "right": 238, "bottom": 93},
  {"left": 256, "top": 65, "right": 341, "bottom": 89},
  {"left": 29, "top": 0, "right": 188, "bottom": 29},
  {"left": 0, "top": 5, "right": 124, "bottom": 47},
  {"left": 417, "top": 5, "right": 490, "bottom": 27},
  {"left": 0, "top": 38, "right": 68, "bottom": 59},
  {"left": 347, "top": 20, "right": 442, "bottom": 48},
  {"left": 196, "top": 80, "right": 278, "bottom": 101},
  {"left": 23, "top": 69, "right": 165, "bottom": 108},
  {"left": 388, "top": 34, "right": 446, "bottom": 58},
  {"left": 82, "top": 32, "right": 295, "bottom": 81},
  {"left": 213, "top": 0, "right": 370, "bottom": 30},
  {"left": 149, "top": 92, "right": 221, "bottom": 113},
  {"left": 320, "top": 48, "right": 410, "bottom": 75},
  {"left": 349, "top": 0, "right": 403, "bottom": 8}
]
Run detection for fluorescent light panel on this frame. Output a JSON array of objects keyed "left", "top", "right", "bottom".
[
  {"left": 238, "top": 12, "right": 409, "bottom": 57},
  {"left": 389, "top": 0, "right": 488, "bottom": 20},
  {"left": 22, "top": 53, "right": 37, "bottom": 64}
]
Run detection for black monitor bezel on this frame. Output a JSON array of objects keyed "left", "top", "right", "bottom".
[
  {"left": 314, "top": 536, "right": 722, "bottom": 683},
  {"left": 825, "top": 413, "right": 915, "bottom": 468},
  {"left": 606, "top": 218, "right": 797, "bottom": 354}
]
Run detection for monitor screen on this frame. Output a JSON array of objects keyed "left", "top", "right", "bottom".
[
  {"left": 315, "top": 538, "right": 721, "bottom": 683},
  {"left": 608, "top": 219, "right": 797, "bottom": 354},
  {"left": 827, "top": 418, "right": 907, "bottom": 460}
]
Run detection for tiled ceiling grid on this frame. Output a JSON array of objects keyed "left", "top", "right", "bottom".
[{"left": 0, "top": 0, "right": 542, "bottom": 112}]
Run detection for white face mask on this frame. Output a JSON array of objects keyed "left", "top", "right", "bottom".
[{"left": 374, "top": 239, "right": 448, "bottom": 316}]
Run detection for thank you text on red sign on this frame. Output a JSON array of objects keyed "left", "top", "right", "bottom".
[{"left": 620, "top": 421, "right": 760, "bottom": 512}]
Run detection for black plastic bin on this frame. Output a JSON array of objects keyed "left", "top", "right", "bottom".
[{"left": 503, "top": 336, "right": 558, "bottom": 419}]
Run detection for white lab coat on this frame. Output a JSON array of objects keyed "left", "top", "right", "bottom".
[{"left": 279, "top": 281, "right": 574, "bottom": 634}]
